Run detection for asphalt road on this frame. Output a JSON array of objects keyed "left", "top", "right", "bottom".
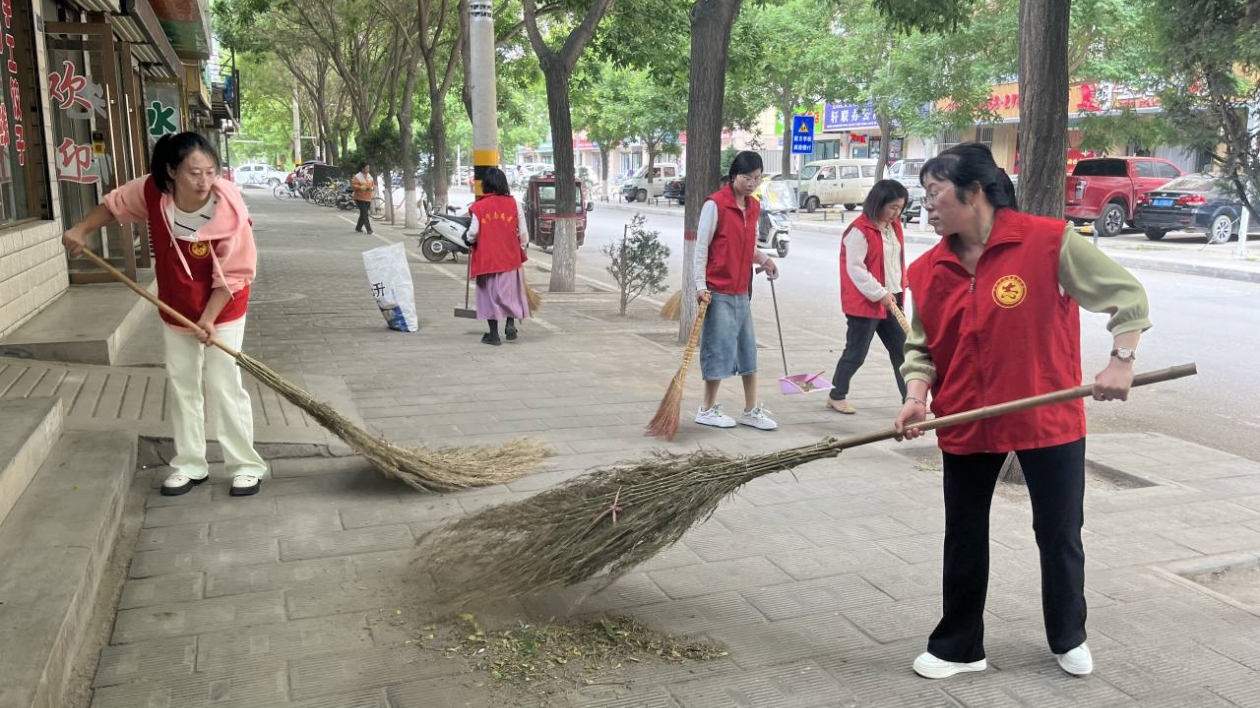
[{"left": 577, "top": 201, "right": 1260, "bottom": 463}]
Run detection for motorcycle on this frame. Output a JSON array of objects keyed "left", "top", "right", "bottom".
[
  {"left": 756, "top": 179, "right": 793, "bottom": 258},
  {"left": 419, "top": 212, "right": 472, "bottom": 262}
]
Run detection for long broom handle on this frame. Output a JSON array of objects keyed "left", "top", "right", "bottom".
[
  {"left": 767, "top": 277, "right": 791, "bottom": 376},
  {"left": 78, "top": 248, "right": 242, "bottom": 358},
  {"left": 826, "top": 363, "right": 1197, "bottom": 452},
  {"left": 681, "top": 299, "right": 709, "bottom": 365},
  {"left": 887, "top": 299, "right": 912, "bottom": 335}
]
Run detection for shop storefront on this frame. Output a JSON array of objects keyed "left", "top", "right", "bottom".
[{"left": 0, "top": 0, "right": 197, "bottom": 339}]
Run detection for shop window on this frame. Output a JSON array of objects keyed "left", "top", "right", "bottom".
[{"left": 0, "top": 0, "right": 50, "bottom": 226}]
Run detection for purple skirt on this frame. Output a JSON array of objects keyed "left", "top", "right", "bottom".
[{"left": 475, "top": 269, "right": 529, "bottom": 321}]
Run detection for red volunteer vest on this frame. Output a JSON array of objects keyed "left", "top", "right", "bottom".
[
  {"left": 469, "top": 195, "right": 527, "bottom": 278},
  {"left": 840, "top": 214, "right": 907, "bottom": 319},
  {"left": 704, "top": 186, "right": 760, "bottom": 295},
  {"left": 144, "top": 178, "right": 249, "bottom": 328},
  {"left": 906, "top": 208, "right": 1083, "bottom": 455}
]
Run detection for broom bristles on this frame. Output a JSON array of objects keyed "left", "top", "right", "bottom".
[
  {"left": 417, "top": 438, "right": 841, "bottom": 606},
  {"left": 524, "top": 281, "right": 542, "bottom": 314},
  {"left": 660, "top": 291, "right": 682, "bottom": 321},
  {"left": 645, "top": 301, "right": 708, "bottom": 440},
  {"left": 235, "top": 353, "right": 551, "bottom": 491}
]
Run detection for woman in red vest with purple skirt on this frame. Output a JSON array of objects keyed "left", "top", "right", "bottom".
[
  {"left": 693, "top": 151, "right": 779, "bottom": 431},
  {"left": 894, "top": 143, "right": 1151, "bottom": 680},
  {"left": 827, "top": 179, "right": 910, "bottom": 414},
  {"left": 62, "top": 132, "right": 268, "bottom": 498},
  {"left": 467, "top": 168, "right": 529, "bottom": 346}
]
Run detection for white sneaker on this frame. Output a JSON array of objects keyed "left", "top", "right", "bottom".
[
  {"left": 695, "top": 404, "right": 736, "bottom": 428},
  {"left": 230, "top": 474, "right": 262, "bottom": 497},
  {"left": 1056, "top": 643, "right": 1093, "bottom": 676},
  {"left": 739, "top": 403, "right": 778, "bottom": 430},
  {"left": 160, "top": 472, "right": 208, "bottom": 497},
  {"left": 912, "top": 652, "right": 987, "bottom": 679}
]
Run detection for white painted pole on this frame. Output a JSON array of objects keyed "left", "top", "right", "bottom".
[
  {"left": 291, "top": 87, "right": 301, "bottom": 165},
  {"left": 1236, "top": 102, "right": 1257, "bottom": 257},
  {"left": 469, "top": 0, "right": 498, "bottom": 197}
]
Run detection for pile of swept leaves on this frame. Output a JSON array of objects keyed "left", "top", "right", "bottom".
[{"left": 431, "top": 613, "right": 727, "bottom": 685}]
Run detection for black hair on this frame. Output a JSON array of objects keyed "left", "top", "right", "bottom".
[
  {"left": 357, "top": 162, "right": 369, "bottom": 172},
  {"left": 920, "top": 142, "right": 1018, "bottom": 211},
  {"left": 862, "top": 179, "right": 910, "bottom": 221},
  {"left": 150, "top": 132, "right": 220, "bottom": 194},
  {"left": 727, "top": 151, "right": 764, "bottom": 182},
  {"left": 481, "top": 167, "right": 510, "bottom": 196}
]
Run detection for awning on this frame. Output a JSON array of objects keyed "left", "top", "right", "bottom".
[{"left": 115, "top": 0, "right": 182, "bottom": 78}]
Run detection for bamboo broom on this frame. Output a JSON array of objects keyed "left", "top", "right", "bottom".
[
  {"left": 645, "top": 300, "right": 709, "bottom": 440},
  {"left": 659, "top": 291, "right": 683, "bottom": 321},
  {"left": 418, "top": 364, "right": 1196, "bottom": 604},
  {"left": 80, "top": 249, "right": 550, "bottom": 492},
  {"left": 524, "top": 280, "right": 543, "bottom": 314}
]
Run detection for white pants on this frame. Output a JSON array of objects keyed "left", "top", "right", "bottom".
[{"left": 163, "top": 318, "right": 268, "bottom": 479}]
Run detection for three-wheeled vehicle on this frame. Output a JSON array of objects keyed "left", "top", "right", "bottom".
[{"left": 525, "top": 173, "right": 593, "bottom": 250}]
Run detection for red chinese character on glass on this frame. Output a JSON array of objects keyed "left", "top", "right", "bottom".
[
  {"left": 49, "top": 61, "right": 91, "bottom": 114},
  {"left": 10, "top": 78, "right": 20, "bottom": 121},
  {"left": 56, "top": 137, "right": 95, "bottom": 183},
  {"left": 15, "top": 123, "right": 25, "bottom": 165},
  {"left": 5, "top": 34, "right": 14, "bottom": 74},
  {"left": 0, "top": 102, "right": 8, "bottom": 148},
  {"left": 1, "top": 0, "right": 10, "bottom": 30}
]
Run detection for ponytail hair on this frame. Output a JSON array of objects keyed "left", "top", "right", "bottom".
[{"left": 920, "top": 142, "right": 1019, "bottom": 211}]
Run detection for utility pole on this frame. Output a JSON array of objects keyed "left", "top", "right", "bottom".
[
  {"left": 468, "top": 0, "right": 498, "bottom": 197},
  {"left": 1237, "top": 101, "right": 1257, "bottom": 258},
  {"left": 292, "top": 87, "right": 301, "bottom": 165}
]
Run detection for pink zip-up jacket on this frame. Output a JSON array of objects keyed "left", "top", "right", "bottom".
[{"left": 104, "top": 176, "right": 256, "bottom": 294}]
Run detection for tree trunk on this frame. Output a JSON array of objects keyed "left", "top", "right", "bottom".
[
  {"left": 876, "top": 112, "right": 893, "bottom": 180},
  {"left": 542, "top": 59, "right": 579, "bottom": 292},
  {"left": 599, "top": 144, "right": 611, "bottom": 199},
  {"left": 780, "top": 96, "right": 794, "bottom": 177},
  {"left": 430, "top": 101, "right": 449, "bottom": 212},
  {"left": 1017, "top": 0, "right": 1070, "bottom": 218},
  {"left": 680, "top": 0, "right": 744, "bottom": 342}
]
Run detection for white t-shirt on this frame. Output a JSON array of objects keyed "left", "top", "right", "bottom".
[{"left": 170, "top": 198, "right": 219, "bottom": 242}]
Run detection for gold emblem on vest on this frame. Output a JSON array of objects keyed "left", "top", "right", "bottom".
[
  {"left": 189, "top": 241, "right": 210, "bottom": 259},
  {"left": 992, "top": 275, "right": 1026, "bottom": 309}
]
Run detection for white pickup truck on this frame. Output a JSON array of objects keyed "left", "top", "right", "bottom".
[{"left": 236, "top": 163, "right": 288, "bottom": 187}]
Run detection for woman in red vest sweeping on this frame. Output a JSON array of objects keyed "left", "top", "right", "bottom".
[
  {"left": 693, "top": 151, "right": 779, "bottom": 431},
  {"left": 894, "top": 143, "right": 1151, "bottom": 680},
  {"left": 467, "top": 168, "right": 529, "bottom": 346},
  {"left": 827, "top": 179, "right": 910, "bottom": 414},
  {"left": 61, "top": 132, "right": 268, "bottom": 497}
]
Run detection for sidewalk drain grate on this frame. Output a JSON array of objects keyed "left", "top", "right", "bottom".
[
  {"left": 1178, "top": 558, "right": 1260, "bottom": 608},
  {"left": 894, "top": 446, "right": 1157, "bottom": 491}
]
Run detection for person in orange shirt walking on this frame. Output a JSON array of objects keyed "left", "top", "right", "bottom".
[{"left": 352, "top": 162, "right": 376, "bottom": 234}]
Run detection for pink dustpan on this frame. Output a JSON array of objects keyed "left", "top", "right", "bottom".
[{"left": 779, "top": 371, "right": 833, "bottom": 395}]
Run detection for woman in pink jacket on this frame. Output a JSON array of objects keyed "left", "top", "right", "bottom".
[{"left": 62, "top": 132, "right": 267, "bottom": 497}]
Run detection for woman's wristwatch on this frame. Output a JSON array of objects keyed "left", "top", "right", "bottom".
[{"left": 1110, "top": 347, "right": 1136, "bottom": 362}]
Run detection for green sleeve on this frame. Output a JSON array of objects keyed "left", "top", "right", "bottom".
[
  {"left": 899, "top": 296, "right": 936, "bottom": 386},
  {"left": 1058, "top": 226, "right": 1153, "bottom": 334}
]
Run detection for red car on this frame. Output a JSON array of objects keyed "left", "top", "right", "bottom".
[{"left": 1064, "top": 157, "right": 1183, "bottom": 237}]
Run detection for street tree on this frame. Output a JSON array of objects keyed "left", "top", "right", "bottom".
[
  {"left": 622, "top": 71, "right": 686, "bottom": 192},
  {"left": 832, "top": 0, "right": 1014, "bottom": 179},
  {"left": 572, "top": 62, "right": 635, "bottom": 199},
  {"left": 604, "top": 214, "right": 671, "bottom": 316},
  {"left": 875, "top": 0, "right": 1071, "bottom": 217},
  {"left": 1149, "top": 0, "right": 1260, "bottom": 222},
  {"left": 520, "top": 0, "right": 618, "bottom": 293}
]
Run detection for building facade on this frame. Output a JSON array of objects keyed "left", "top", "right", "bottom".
[{"left": 0, "top": 0, "right": 224, "bottom": 339}]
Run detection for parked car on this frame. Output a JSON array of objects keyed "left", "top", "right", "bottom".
[
  {"left": 1064, "top": 157, "right": 1183, "bottom": 238},
  {"left": 886, "top": 158, "right": 926, "bottom": 223},
  {"left": 796, "top": 158, "right": 878, "bottom": 213},
  {"left": 236, "top": 162, "right": 287, "bottom": 187},
  {"left": 620, "top": 162, "right": 681, "bottom": 202},
  {"left": 663, "top": 176, "right": 685, "bottom": 204},
  {"left": 1133, "top": 173, "right": 1260, "bottom": 244}
]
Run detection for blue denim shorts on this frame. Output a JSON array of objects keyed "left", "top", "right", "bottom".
[{"left": 700, "top": 291, "right": 757, "bottom": 380}]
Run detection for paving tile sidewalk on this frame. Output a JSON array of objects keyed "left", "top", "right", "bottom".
[{"left": 87, "top": 194, "right": 1260, "bottom": 708}]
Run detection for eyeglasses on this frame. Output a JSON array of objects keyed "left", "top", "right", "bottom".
[
  {"left": 923, "top": 184, "right": 956, "bottom": 207},
  {"left": 735, "top": 173, "right": 760, "bottom": 182}
]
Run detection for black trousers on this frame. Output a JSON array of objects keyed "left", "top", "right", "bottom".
[
  {"left": 355, "top": 200, "right": 372, "bottom": 232},
  {"left": 829, "top": 292, "right": 907, "bottom": 400},
  {"left": 927, "top": 438, "right": 1088, "bottom": 662}
]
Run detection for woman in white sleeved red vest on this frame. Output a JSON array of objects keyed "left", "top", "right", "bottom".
[
  {"left": 61, "top": 132, "right": 268, "bottom": 498},
  {"left": 467, "top": 167, "right": 529, "bottom": 346}
]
